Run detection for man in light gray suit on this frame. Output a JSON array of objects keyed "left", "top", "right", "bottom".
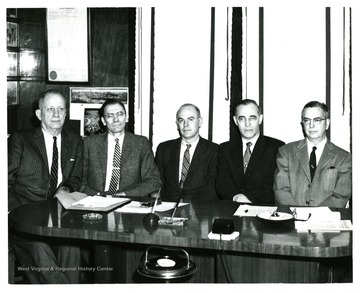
[
  {"left": 274, "top": 101, "right": 352, "bottom": 208},
  {"left": 81, "top": 99, "right": 161, "bottom": 197}
]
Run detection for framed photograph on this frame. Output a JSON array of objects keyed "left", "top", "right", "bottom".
[
  {"left": 7, "top": 8, "right": 17, "bottom": 18},
  {"left": 7, "top": 81, "right": 18, "bottom": 105},
  {"left": 69, "top": 87, "right": 129, "bottom": 136},
  {"left": 46, "top": 8, "right": 90, "bottom": 83},
  {"left": 83, "top": 108, "right": 105, "bottom": 137},
  {"left": 7, "top": 22, "right": 18, "bottom": 47},
  {"left": 7, "top": 52, "right": 18, "bottom": 76}
]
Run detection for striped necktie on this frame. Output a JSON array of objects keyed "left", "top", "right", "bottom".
[
  {"left": 108, "top": 138, "right": 122, "bottom": 194},
  {"left": 48, "top": 136, "right": 58, "bottom": 198},
  {"left": 180, "top": 144, "right": 191, "bottom": 189}
]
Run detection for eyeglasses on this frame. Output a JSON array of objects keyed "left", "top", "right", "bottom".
[
  {"left": 104, "top": 111, "right": 125, "bottom": 119},
  {"left": 302, "top": 117, "right": 326, "bottom": 126}
]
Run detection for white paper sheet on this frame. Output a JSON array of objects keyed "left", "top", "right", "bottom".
[
  {"left": 72, "top": 195, "right": 128, "bottom": 208},
  {"left": 233, "top": 204, "right": 277, "bottom": 217},
  {"left": 115, "top": 201, "right": 189, "bottom": 214},
  {"left": 295, "top": 220, "right": 353, "bottom": 232}
]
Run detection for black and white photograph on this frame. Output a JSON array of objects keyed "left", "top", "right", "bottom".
[{"left": 3, "top": 0, "right": 359, "bottom": 291}]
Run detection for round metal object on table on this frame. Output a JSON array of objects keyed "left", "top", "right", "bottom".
[{"left": 137, "top": 246, "right": 197, "bottom": 280}]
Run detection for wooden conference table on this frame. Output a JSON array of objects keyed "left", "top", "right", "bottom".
[{"left": 8, "top": 198, "right": 352, "bottom": 283}]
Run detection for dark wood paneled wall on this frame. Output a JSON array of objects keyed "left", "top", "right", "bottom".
[{"left": 8, "top": 8, "right": 135, "bottom": 135}]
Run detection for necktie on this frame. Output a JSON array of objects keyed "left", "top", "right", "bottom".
[
  {"left": 309, "top": 146, "right": 317, "bottom": 182},
  {"left": 108, "top": 138, "right": 122, "bottom": 194},
  {"left": 180, "top": 144, "right": 191, "bottom": 189},
  {"left": 48, "top": 136, "right": 58, "bottom": 198},
  {"left": 243, "top": 142, "right": 252, "bottom": 173}
]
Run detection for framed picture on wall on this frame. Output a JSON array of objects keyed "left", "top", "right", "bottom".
[
  {"left": 7, "top": 52, "right": 18, "bottom": 76},
  {"left": 46, "top": 8, "right": 90, "bottom": 83},
  {"left": 83, "top": 108, "right": 105, "bottom": 136},
  {"left": 7, "top": 81, "right": 18, "bottom": 105},
  {"left": 69, "top": 87, "right": 129, "bottom": 136},
  {"left": 7, "top": 22, "right": 18, "bottom": 47}
]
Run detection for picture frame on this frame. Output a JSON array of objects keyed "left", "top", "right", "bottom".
[
  {"left": 46, "top": 8, "right": 90, "bottom": 83},
  {"left": 7, "top": 8, "right": 17, "bottom": 18},
  {"left": 69, "top": 87, "right": 129, "bottom": 136},
  {"left": 83, "top": 108, "right": 105, "bottom": 137},
  {"left": 7, "top": 52, "right": 18, "bottom": 76},
  {"left": 7, "top": 22, "right": 18, "bottom": 47},
  {"left": 7, "top": 81, "right": 19, "bottom": 105}
]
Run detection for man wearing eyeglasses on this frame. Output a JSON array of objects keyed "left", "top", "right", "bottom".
[
  {"left": 81, "top": 99, "right": 161, "bottom": 197},
  {"left": 274, "top": 101, "right": 352, "bottom": 208}
]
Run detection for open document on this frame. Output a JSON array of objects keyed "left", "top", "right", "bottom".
[{"left": 56, "top": 192, "right": 131, "bottom": 212}]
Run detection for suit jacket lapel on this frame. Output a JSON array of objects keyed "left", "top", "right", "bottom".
[
  {"left": 121, "top": 132, "right": 131, "bottom": 169},
  {"left": 317, "top": 141, "right": 335, "bottom": 171},
  {"left": 231, "top": 140, "right": 244, "bottom": 183},
  {"left": 245, "top": 135, "right": 264, "bottom": 174},
  {"left": 61, "top": 130, "right": 70, "bottom": 171},
  {"left": 34, "top": 127, "right": 49, "bottom": 170},
  {"left": 170, "top": 138, "right": 182, "bottom": 187},
  {"left": 295, "top": 139, "right": 312, "bottom": 182},
  {"left": 99, "top": 133, "right": 108, "bottom": 184},
  {"left": 187, "top": 137, "right": 205, "bottom": 177}
]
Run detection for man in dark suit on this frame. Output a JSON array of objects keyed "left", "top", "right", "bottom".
[
  {"left": 8, "top": 89, "right": 83, "bottom": 283},
  {"left": 155, "top": 104, "right": 218, "bottom": 201},
  {"left": 216, "top": 99, "right": 284, "bottom": 204},
  {"left": 81, "top": 99, "right": 161, "bottom": 197}
]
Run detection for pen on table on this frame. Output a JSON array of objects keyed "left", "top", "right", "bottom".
[
  {"left": 170, "top": 194, "right": 183, "bottom": 222},
  {"left": 151, "top": 188, "right": 161, "bottom": 214}
]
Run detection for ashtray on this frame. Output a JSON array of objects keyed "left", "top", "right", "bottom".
[{"left": 83, "top": 213, "right": 103, "bottom": 221}]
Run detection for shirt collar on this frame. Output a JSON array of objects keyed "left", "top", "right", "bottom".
[
  {"left": 306, "top": 137, "right": 327, "bottom": 155},
  {"left": 108, "top": 132, "right": 125, "bottom": 144},
  {"left": 242, "top": 133, "right": 260, "bottom": 151}
]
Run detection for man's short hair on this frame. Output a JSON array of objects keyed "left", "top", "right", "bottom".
[
  {"left": 233, "top": 99, "right": 261, "bottom": 116},
  {"left": 99, "top": 99, "right": 127, "bottom": 118},
  {"left": 38, "top": 89, "right": 66, "bottom": 109},
  {"left": 301, "top": 101, "right": 330, "bottom": 119},
  {"left": 176, "top": 103, "right": 201, "bottom": 119}
]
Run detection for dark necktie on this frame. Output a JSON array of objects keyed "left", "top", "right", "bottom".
[
  {"left": 48, "top": 136, "right": 58, "bottom": 198},
  {"left": 108, "top": 138, "right": 122, "bottom": 194},
  {"left": 309, "top": 146, "right": 317, "bottom": 182},
  {"left": 180, "top": 144, "right": 191, "bottom": 189},
  {"left": 243, "top": 142, "right": 252, "bottom": 173}
]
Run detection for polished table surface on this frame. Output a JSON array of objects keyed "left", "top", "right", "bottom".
[{"left": 9, "top": 198, "right": 352, "bottom": 259}]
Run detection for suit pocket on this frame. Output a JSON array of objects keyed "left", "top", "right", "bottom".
[{"left": 323, "top": 169, "right": 338, "bottom": 192}]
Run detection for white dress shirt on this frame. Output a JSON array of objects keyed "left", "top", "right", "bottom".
[{"left": 306, "top": 137, "right": 326, "bottom": 165}]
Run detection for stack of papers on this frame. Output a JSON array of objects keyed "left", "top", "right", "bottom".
[
  {"left": 290, "top": 207, "right": 353, "bottom": 232},
  {"left": 295, "top": 220, "right": 353, "bottom": 232}
]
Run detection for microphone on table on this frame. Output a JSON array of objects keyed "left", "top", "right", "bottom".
[{"left": 143, "top": 188, "right": 161, "bottom": 232}]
